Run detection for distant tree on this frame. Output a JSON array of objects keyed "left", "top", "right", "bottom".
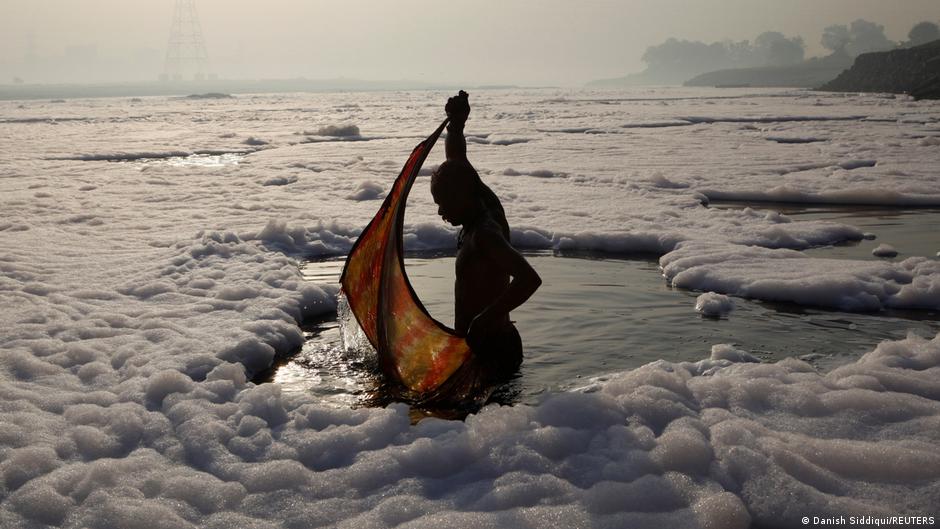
[
  {"left": 846, "top": 19, "right": 895, "bottom": 56},
  {"left": 821, "top": 20, "right": 895, "bottom": 57},
  {"left": 725, "top": 39, "right": 754, "bottom": 67},
  {"left": 755, "top": 31, "right": 787, "bottom": 51},
  {"left": 638, "top": 30, "right": 808, "bottom": 83},
  {"left": 908, "top": 21, "right": 940, "bottom": 47},
  {"left": 755, "top": 31, "right": 805, "bottom": 66},
  {"left": 822, "top": 24, "right": 851, "bottom": 53},
  {"left": 641, "top": 38, "right": 734, "bottom": 77},
  {"left": 773, "top": 37, "right": 806, "bottom": 65}
]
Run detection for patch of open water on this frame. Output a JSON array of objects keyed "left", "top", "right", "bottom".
[{"left": 262, "top": 204, "right": 940, "bottom": 408}]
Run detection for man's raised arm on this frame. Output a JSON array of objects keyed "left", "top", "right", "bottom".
[{"left": 445, "top": 90, "right": 470, "bottom": 161}]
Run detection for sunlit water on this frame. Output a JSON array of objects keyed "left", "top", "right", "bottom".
[
  {"left": 119, "top": 152, "right": 245, "bottom": 167},
  {"left": 161, "top": 152, "right": 244, "bottom": 167},
  {"left": 262, "top": 207, "right": 940, "bottom": 408}
]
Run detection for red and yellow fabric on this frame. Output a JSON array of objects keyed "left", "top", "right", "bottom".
[{"left": 340, "top": 120, "right": 471, "bottom": 394}]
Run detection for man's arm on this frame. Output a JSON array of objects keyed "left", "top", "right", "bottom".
[
  {"left": 445, "top": 120, "right": 467, "bottom": 161},
  {"left": 466, "top": 229, "right": 542, "bottom": 343},
  {"left": 444, "top": 90, "right": 470, "bottom": 161}
]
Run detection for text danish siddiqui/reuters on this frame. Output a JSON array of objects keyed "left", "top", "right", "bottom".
[{"left": 802, "top": 515, "right": 936, "bottom": 526}]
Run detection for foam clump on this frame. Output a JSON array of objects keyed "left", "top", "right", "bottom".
[
  {"left": 662, "top": 241, "right": 940, "bottom": 311},
  {"left": 695, "top": 292, "right": 735, "bottom": 316},
  {"left": 146, "top": 370, "right": 195, "bottom": 406},
  {"left": 502, "top": 168, "right": 563, "bottom": 178},
  {"left": 242, "top": 137, "right": 269, "bottom": 146},
  {"left": 485, "top": 134, "right": 532, "bottom": 146},
  {"left": 872, "top": 243, "right": 898, "bottom": 257},
  {"left": 261, "top": 175, "right": 296, "bottom": 186},
  {"left": 347, "top": 181, "right": 385, "bottom": 201},
  {"left": 649, "top": 172, "right": 689, "bottom": 189},
  {"left": 709, "top": 343, "right": 760, "bottom": 363},
  {"left": 310, "top": 124, "right": 360, "bottom": 137},
  {"left": 244, "top": 219, "right": 357, "bottom": 258}
]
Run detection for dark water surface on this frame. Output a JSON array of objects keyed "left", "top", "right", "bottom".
[{"left": 267, "top": 206, "right": 940, "bottom": 407}]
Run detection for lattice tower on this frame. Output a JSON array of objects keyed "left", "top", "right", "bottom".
[{"left": 162, "top": 0, "right": 210, "bottom": 81}]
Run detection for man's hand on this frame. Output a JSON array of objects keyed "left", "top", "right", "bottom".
[
  {"left": 444, "top": 90, "right": 470, "bottom": 160},
  {"left": 445, "top": 90, "right": 470, "bottom": 125},
  {"left": 466, "top": 307, "right": 502, "bottom": 352}
]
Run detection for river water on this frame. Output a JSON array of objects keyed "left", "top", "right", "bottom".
[{"left": 261, "top": 206, "right": 940, "bottom": 407}]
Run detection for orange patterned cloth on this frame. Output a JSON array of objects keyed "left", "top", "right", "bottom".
[{"left": 340, "top": 120, "right": 472, "bottom": 394}]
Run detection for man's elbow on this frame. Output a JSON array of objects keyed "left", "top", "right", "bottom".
[{"left": 529, "top": 269, "right": 542, "bottom": 292}]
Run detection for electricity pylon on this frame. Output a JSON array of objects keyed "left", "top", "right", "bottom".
[{"left": 161, "top": 0, "right": 211, "bottom": 81}]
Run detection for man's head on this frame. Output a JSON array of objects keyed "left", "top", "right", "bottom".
[{"left": 430, "top": 159, "right": 480, "bottom": 226}]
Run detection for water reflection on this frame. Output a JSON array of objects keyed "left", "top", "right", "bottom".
[
  {"left": 125, "top": 152, "right": 244, "bottom": 168},
  {"left": 164, "top": 152, "right": 243, "bottom": 167}
]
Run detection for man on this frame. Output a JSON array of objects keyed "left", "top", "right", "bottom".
[{"left": 430, "top": 91, "right": 542, "bottom": 384}]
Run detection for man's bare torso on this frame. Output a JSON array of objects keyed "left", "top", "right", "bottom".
[{"left": 454, "top": 218, "right": 511, "bottom": 335}]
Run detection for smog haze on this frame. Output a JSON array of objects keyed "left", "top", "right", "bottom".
[{"left": 2, "top": 0, "right": 938, "bottom": 85}]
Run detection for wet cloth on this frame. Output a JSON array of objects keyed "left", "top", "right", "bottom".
[
  {"left": 340, "top": 119, "right": 472, "bottom": 395},
  {"left": 413, "top": 323, "right": 523, "bottom": 408}
]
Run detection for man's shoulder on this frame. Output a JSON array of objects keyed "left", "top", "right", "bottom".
[
  {"left": 463, "top": 218, "right": 510, "bottom": 256},
  {"left": 466, "top": 217, "right": 506, "bottom": 242}
]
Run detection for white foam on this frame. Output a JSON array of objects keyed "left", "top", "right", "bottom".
[
  {"left": 502, "top": 168, "right": 564, "bottom": 178},
  {"left": 308, "top": 124, "right": 361, "bottom": 137},
  {"left": 261, "top": 175, "right": 297, "bottom": 186},
  {"left": 484, "top": 134, "right": 533, "bottom": 146},
  {"left": 662, "top": 241, "right": 940, "bottom": 311},
  {"left": 2, "top": 88, "right": 939, "bottom": 527},
  {"left": 347, "top": 181, "right": 385, "bottom": 201},
  {"left": 872, "top": 243, "right": 898, "bottom": 258},
  {"left": 695, "top": 292, "right": 735, "bottom": 316}
]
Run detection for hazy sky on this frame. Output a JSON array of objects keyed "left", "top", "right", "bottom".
[{"left": 2, "top": 0, "right": 938, "bottom": 85}]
